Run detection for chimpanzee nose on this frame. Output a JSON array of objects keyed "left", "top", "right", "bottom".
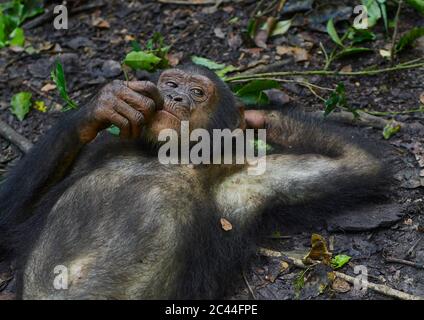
[{"left": 167, "top": 94, "right": 185, "bottom": 103}]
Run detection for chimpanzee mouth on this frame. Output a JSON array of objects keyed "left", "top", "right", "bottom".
[{"left": 158, "top": 110, "right": 181, "bottom": 122}]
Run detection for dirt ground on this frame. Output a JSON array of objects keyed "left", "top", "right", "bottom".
[{"left": 0, "top": 0, "right": 423, "bottom": 300}]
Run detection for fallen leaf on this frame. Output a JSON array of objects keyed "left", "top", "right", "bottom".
[
  {"left": 404, "top": 218, "right": 413, "bottom": 225},
  {"left": 41, "top": 83, "right": 57, "bottom": 92},
  {"left": 124, "top": 35, "right": 136, "bottom": 42},
  {"left": 92, "top": 17, "right": 110, "bottom": 29},
  {"left": 214, "top": 27, "right": 225, "bottom": 39},
  {"left": 420, "top": 92, "right": 424, "bottom": 105},
  {"left": 332, "top": 277, "right": 351, "bottom": 293},
  {"left": 280, "top": 261, "right": 289, "bottom": 273},
  {"left": 379, "top": 49, "right": 391, "bottom": 59},
  {"left": 276, "top": 46, "right": 309, "bottom": 62},
  {"left": 33, "top": 100, "right": 47, "bottom": 113},
  {"left": 220, "top": 218, "right": 233, "bottom": 231},
  {"left": 303, "top": 233, "right": 332, "bottom": 264},
  {"left": 167, "top": 52, "right": 183, "bottom": 67},
  {"left": 340, "top": 65, "right": 352, "bottom": 72}
]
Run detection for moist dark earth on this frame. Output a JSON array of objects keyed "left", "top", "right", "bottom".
[{"left": 0, "top": 0, "right": 423, "bottom": 300}]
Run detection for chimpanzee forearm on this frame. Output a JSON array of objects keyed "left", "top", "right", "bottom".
[{"left": 0, "top": 110, "right": 87, "bottom": 227}]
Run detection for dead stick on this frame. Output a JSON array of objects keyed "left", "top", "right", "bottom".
[
  {"left": 384, "top": 256, "right": 424, "bottom": 270},
  {"left": 0, "top": 120, "right": 33, "bottom": 153},
  {"left": 242, "top": 270, "right": 257, "bottom": 300},
  {"left": 158, "top": 0, "right": 237, "bottom": 4},
  {"left": 258, "top": 248, "right": 424, "bottom": 300},
  {"left": 314, "top": 110, "right": 390, "bottom": 129},
  {"left": 313, "top": 110, "right": 423, "bottom": 133}
]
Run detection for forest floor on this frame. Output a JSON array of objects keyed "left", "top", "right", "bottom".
[{"left": 0, "top": 0, "right": 423, "bottom": 300}]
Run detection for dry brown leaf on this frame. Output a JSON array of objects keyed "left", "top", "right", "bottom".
[
  {"left": 303, "top": 233, "right": 332, "bottom": 264},
  {"left": 404, "top": 218, "right": 413, "bottom": 225},
  {"left": 276, "top": 46, "right": 309, "bottom": 62},
  {"left": 340, "top": 65, "right": 352, "bottom": 73},
  {"left": 41, "top": 83, "right": 57, "bottom": 92},
  {"left": 167, "top": 52, "right": 183, "bottom": 67},
  {"left": 124, "top": 35, "right": 136, "bottom": 42},
  {"left": 332, "top": 277, "right": 351, "bottom": 293},
  {"left": 279, "top": 261, "right": 289, "bottom": 273},
  {"left": 92, "top": 17, "right": 110, "bottom": 29},
  {"left": 220, "top": 218, "right": 233, "bottom": 231},
  {"left": 420, "top": 92, "right": 424, "bottom": 105}
]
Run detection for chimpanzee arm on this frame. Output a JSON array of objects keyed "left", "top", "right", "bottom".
[
  {"left": 214, "top": 109, "right": 387, "bottom": 227},
  {"left": 0, "top": 80, "right": 163, "bottom": 227}
]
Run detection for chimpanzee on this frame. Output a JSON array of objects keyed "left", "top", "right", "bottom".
[{"left": 0, "top": 64, "right": 389, "bottom": 299}]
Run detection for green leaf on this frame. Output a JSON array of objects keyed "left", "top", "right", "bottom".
[
  {"left": 347, "top": 29, "right": 376, "bottom": 44},
  {"left": 191, "top": 56, "right": 226, "bottom": 70},
  {"left": 326, "top": 18, "right": 343, "bottom": 47},
  {"left": 0, "top": 14, "right": 6, "bottom": 44},
  {"left": 334, "top": 47, "right": 373, "bottom": 59},
  {"left": 123, "top": 51, "right": 161, "bottom": 71},
  {"left": 130, "top": 40, "right": 141, "bottom": 52},
  {"left": 383, "top": 121, "right": 401, "bottom": 139},
  {"left": 9, "top": 27, "right": 24, "bottom": 46},
  {"left": 331, "top": 254, "right": 351, "bottom": 269},
  {"left": 396, "top": 27, "right": 424, "bottom": 52},
  {"left": 247, "top": 18, "right": 259, "bottom": 39},
  {"left": 362, "top": 0, "right": 382, "bottom": 28},
  {"left": 270, "top": 19, "right": 292, "bottom": 36},
  {"left": 406, "top": 0, "right": 424, "bottom": 15},
  {"left": 253, "top": 139, "right": 273, "bottom": 154},
  {"left": 10, "top": 91, "right": 32, "bottom": 121},
  {"left": 235, "top": 80, "right": 279, "bottom": 106},
  {"left": 324, "top": 82, "right": 350, "bottom": 116},
  {"left": 107, "top": 125, "right": 121, "bottom": 136},
  {"left": 378, "top": 0, "right": 388, "bottom": 33},
  {"left": 215, "top": 65, "right": 237, "bottom": 78},
  {"left": 51, "top": 61, "right": 78, "bottom": 110}
]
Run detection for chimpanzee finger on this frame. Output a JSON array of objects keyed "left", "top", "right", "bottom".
[
  {"left": 127, "top": 81, "right": 164, "bottom": 109},
  {"left": 114, "top": 99, "right": 145, "bottom": 139},
  {"left": 244, "top": 110, "right": 266, "bottom": 129},
  {"left": 115, "top": 86, "right": 156, "bottom": 120},
  {"left": 108, "top": 111, "right": 131, "bottom": 139}
]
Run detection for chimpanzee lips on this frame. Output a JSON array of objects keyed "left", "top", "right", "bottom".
[{"left": 158, "top": 110, "right": 181, "bottom": 122}]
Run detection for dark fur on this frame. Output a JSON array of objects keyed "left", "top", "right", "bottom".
[{"left": 0, "top": 66, "right": 391, "bottom": 299}]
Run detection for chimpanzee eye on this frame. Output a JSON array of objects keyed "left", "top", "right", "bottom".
[
  {"left": 191, "top": 88, "right": 204, "bottom": 97},
  {"left": 166, "top": 81, "right": 178, "bottom": 88}
]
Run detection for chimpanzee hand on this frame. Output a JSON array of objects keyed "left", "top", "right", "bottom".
[{"left": 77, "top": 80, "right": 164, "bottom": 143}]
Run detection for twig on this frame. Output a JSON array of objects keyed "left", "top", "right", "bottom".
[
  {"left": 242, "top": 271, "right": 257, "bottom": 300},
  {"left": 158, "top": 0, "right": 238, "bottom": 4},
  {"left": 23, "top": 1, "right": 106, "bottom": 30},
  {"left": 0, "top": 120, "right": 33, "bottom": 153},
  {"left": 384, "top": 256, "right": 424, "bottom": 270},
  {"left": 405, "top": 235, "right": 424, "bottom": 258},
  {"left": 258, "top": 248, "right": 424, "bottom": 300},
  {"left": 314, "top": 110, "right": 394, "bottom": 129},
  {"left": 226, "top": 61, "right": 424, "bottom": 82},
  {"left": 390, "top": 0, "right": 403, "bottom": 61}
]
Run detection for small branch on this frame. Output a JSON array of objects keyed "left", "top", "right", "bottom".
[
  {"left": 258, "top": 248, "right": 424, "bottom": 300},
  {"left": 314, "top": 110, "right": 392, "bottom": 129},
  {"left": 384, "top": 256, "right": 424, "bottom": 270},
  {"left": 23, "top": 1, "right": 106, "bottom": 30},
  {"left": 242, "top": 271, "right": 257, "bottom": 300},
  {"left": 158, "top": 0, "right": 237, "bottom": 4},
  {"left": 390, "top": 0, "right": 403, "bottom": 61},
  {"left": 0, "top": 120, "right": 33, "bottom": 153},
  {"left": 226, "top": 62, "right": 424, "bottom": 82}
]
